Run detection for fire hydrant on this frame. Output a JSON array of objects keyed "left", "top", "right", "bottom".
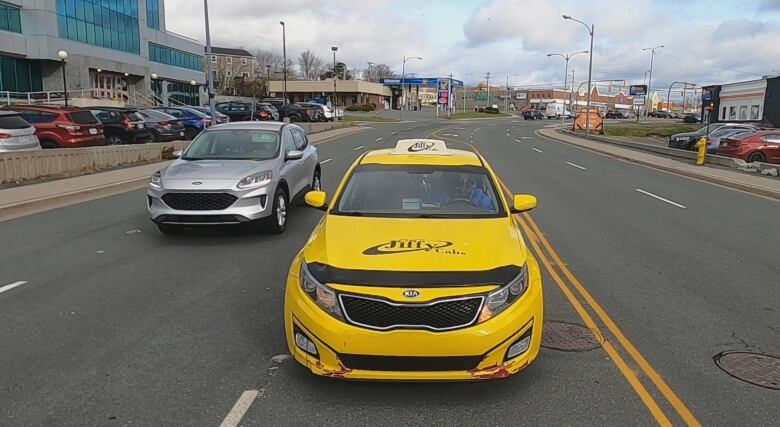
[{"left": 696, "top": 137, "right": 707, "bottom": 166}]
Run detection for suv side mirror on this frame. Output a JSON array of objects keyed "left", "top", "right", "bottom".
[
  {"left": 511, "top": 194, "right": 537, "bottom": 213},
  {"left": 304, "top": 191, "right": 327, "bottom": 210},
  {"left": 286, "top": 149, "right": 303, "bottom": 161},
  {"left": 172, "top": 150, "right": 182, "bottom": 158}
]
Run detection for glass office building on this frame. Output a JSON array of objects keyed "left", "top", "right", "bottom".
[
  {"left": 146, "top": 0, "right": 160, "bottom": 29},
  {"left": 149, "top": 43, "right": 202, "bottom": 72},
  {"left": 56, "top": 0, "right": 141, "bottom": 54},
  {"left": 0, "top": 2, "right": 22, "bottom": 33}
]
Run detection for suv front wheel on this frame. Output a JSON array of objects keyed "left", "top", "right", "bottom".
[{"left": 264, "top": 187, "right": 288, "bottom": 234}]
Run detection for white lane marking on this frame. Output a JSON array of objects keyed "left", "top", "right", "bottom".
[
  {"left": 442, "top": 133, "right": 459, "bottom": 137},
  {"left": 452, "top": 127, "right": 465, "bottom": 130},
  {"left": 635, "top": 188, "right": 687, "bottom": 209},
  {"left": 532, "top": 148, "right": 543, "bottom": 153},
  {"left": 125, "top": 229, "right": 141, "bottom": 234},
  {"left": 375, "top": 137, "right": 383, "bottom": 141},
  {"left": 0, "top": 281, "right": 27, "bottom": 295},
  {"left": 404, "top": 128, "right": 413, "bottom": 131},
  {"left": 505, "top": 133, "right": 511, "bottom": 137},
  {"left": 474, "top": 127, "right": 481, "bottom": 132},
  {"left": 522, "top": 136, "right": 533, "bottom": 139},
  {"left": 353, "top": 145, "right": 365, "bottom": 151},
  {"left": 219, "top": 390, "right": 259, "bottom": 427},
  {"left": 271, "top": 354, "right": 291, "bottom": 363},
  {"left": 320, "top": 158, "right": 332, "bottom": 164},
  {"left": 515, "top": 139, "right": 522, "bottom": 143},
  {"left": 566, "top": 161, "right": 587, "bottom": 170},
  {"left": 390, "top": 131, "right": 398, "bottom": 135}
]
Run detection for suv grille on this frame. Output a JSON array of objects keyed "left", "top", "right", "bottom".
[
  {"left": 162, "top": 193, "right": 237, "bottom": 210},
  {"left": 338, "top": 354, "right": 482, "bottom": 372},
  {"left": 339, "top": 294, "right": 483, "bottom": 331}
]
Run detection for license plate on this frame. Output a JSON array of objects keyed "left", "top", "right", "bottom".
[
  {"left": 721, "top": 143, "right": 728, "bottom": 147},
  {"left": 179, "top": 131, "right": 184, "bottom": 136},
  {"left": 137, "top": 123, "right": 144, "bottom": 129},
  {"left": 89, "top": 128, "right": 98, "bottom": 135}
]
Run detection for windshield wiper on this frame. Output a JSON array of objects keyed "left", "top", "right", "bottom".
[
  {"left": 416, "top": 213, "right": 448, "bottom": 218},
  {"left": 337, "top": 211, "right": 365, "bottom": 216}
]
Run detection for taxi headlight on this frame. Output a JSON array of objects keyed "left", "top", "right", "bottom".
[
  {"left": 299, "top": 262, "right": 343, "bottom": 320},
  {"left": 479, "top": 265, "right": 528, "bottom": 323}
]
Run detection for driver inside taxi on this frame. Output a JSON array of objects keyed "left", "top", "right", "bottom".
[{"left": 425, "top": 173, "right": 495, "bottom": 211}]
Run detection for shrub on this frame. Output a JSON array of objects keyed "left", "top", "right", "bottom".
[
  {"left": 483, "top": 107, "right": 500, "bottom": 114},
  {"left": 345, "top": 105, "right": 362, "bottom": 111}
]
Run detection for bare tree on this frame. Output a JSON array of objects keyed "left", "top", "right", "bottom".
[
  {"left": 298, "top": 49, "right": 324, "bottom": 80},
  {"left": 364, "top": 63, "right": 397, "bottom": 82},
  {"left": 254, "top": 50, "right": 297, "bottom": 79}
]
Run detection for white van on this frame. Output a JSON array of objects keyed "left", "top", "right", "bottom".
[{"left": 544, "top": 102, "right": 571, "bottom": 119}]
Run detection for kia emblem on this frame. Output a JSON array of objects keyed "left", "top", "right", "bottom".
[{"left": 402, "top": 290, "right": 420, "bottom": 298}]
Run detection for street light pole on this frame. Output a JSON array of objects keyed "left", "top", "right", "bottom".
[
  {"left": 265, "top": 64, "right": 271, "bottom": 97},
  {"left": 331, "top": 46, "right": 338, "bottom": 112},
  {"left": 203, "top": 0, "right": 216, "bottom": 122},
  {"left": 547, "top": 50, "right": 588, "bottom": 124},
  {"left": 563, "top": 15, "right": 594, "bottom": 139},
  {"left": 399, "top": 56, "right": 422, "bottom": 120},
  {"left": 280, "top": 21, "right": 287, "bottom": 105},
  {"left": 642, "top": 45, "right": 663, "bottom": 118},
  {"left": 57, "top": 50, "right": 69, "bottom": 107}
]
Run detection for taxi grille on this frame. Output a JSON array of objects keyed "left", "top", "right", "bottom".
[
  {"left": 339, "top": 294, "right": 483, "bottom": 331},
  {"left": 162, "top": 193, "right": 237, "bottom": 210},
  {"left": 338, "top": 354, "right": 482, "bottom": 372}
]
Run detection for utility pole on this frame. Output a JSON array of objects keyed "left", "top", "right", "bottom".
[
  {"left": 203, "top": 0, "right": 216, "bottom": 122},
  {"left": 485, "top": 72, "right": 491, "bottom": 108},
  {"left": 570, "top": 68, "right": 575, "bottom": 118},
  {"left": 366, "top": 61, "right": 375, "bottom": 82},
  {"left": 331, "top": 46, "right": 338, "bottom": 112},
  {"left": 642, "top": 45, "right": 663, "bottom": 118},
  {"left": 448, "top": 73, "right": 454, "bottom": 117},
  {"left": 280, "top": 21, "right": 288, "bottom": 105},
  {"left": 505, "top": 74, "right": 509, "bottom": 112}
]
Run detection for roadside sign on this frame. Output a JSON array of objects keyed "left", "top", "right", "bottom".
[
  {"left": 702, "top": 89, "right": 713, "bottom": 102},
  {"left": 633, "top": 97, "right": 646, "bottom": 106},
  {"left": 629, "top": 85, "right": 647, "bottom": 97},
  {"left": 437, "top": 80, "right": 450, "bottom": 105},
  {"left": 516, "top": 92, "right": 527, "bottom": 100},
  {"left": 573, "top": 108, "right": 604, "bottom": 134}
]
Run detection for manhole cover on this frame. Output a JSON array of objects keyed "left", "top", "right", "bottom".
[
  {"left": 713, "top": 351, "right": 780, "bottom": 390},
  {"left": 542, "top": 321, "right": 603, "bottom": 352}
]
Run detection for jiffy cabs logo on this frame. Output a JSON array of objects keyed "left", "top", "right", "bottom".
[
  {"left": 363, "top": 239, "right": 465, "bottom": 255},
  {"left": 407, "top": 141, "right": 438, "bottom": 152}
]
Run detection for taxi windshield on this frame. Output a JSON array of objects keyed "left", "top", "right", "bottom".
[{"left": 333, "top": 164, "right": 504, "bottom": 218}]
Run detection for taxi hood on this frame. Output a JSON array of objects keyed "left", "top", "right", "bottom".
[{"left": 302, "top": 215, "right": 527, "bottom": 287}]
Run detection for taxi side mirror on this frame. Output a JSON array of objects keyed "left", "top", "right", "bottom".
[
  {"left": 305, "top": 191, "right": 328, "bottom": 211},
  {"left": 511, "top": 194, "right": 537, "bottom": 213}
]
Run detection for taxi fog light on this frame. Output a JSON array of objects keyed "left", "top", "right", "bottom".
[
  {"left": 506, "top": 335, "right": 531, "bottom": 360},
  {"left": 294, "top": 331, "right": 318, "bottom": 356}
]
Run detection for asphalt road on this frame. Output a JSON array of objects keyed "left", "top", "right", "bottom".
[{"left": 0, "top": 116, "right": 777, "bottom": 426}]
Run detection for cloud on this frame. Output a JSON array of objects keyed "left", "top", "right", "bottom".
[{"left": 758, "top": 0, "right": 780, "bottom": 11}]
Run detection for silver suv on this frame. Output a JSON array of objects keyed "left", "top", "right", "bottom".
[
  {"left": 147, "top": 122, "right": 320, "bottom": 234},
  {"left": 0, "top": 111, "right": 41, "bottom": 152}
]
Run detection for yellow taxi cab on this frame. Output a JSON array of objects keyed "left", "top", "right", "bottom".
[{"left": 284, "top": 139, "right": 543, "bottom": 380}]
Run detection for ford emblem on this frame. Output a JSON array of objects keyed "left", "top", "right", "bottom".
[
  {"left": 402, "top": 290, "right": 420, "bottom": 298},
  {"left": 192, "top": 181, "right": 203, "bottom": 185}
]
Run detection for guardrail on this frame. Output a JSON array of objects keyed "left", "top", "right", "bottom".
[{"left": 0, "top": 141, "right": 189, "bottom": 184}]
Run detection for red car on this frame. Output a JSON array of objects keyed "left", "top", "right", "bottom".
[
  {"left": 7, "top": 105, "right": 105, "bottom": 149},
  {"left": 718, "top": 130, "right": 780, "bottom": 164}
]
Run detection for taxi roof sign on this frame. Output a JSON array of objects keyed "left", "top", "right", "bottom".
[{"left": 391, "top": 139, "right": 450, "bottom": 155}]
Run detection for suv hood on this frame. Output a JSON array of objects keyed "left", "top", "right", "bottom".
[
  {"left": 302, "top": 216, "right": 527, "bottom": 285},
  {"left": 162, "top": 159, "right": 277, "bottom": 180}
]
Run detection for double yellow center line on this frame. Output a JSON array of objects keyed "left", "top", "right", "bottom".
[{"left": 429, "top": 128, "right": 700, "bottom": 426}]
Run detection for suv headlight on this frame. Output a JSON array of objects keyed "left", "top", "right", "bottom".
[
  {"left": 237, "top": 170, "right": 272, "bottom": 189},
  {"left": 478, "top": 265, "right": 528, "bottom": 323},
  {"left": 150, "top": 171, "right": 162, "bottom": 189},
  {"left": 299, "top": 262, "right": 344, "bottom": 320}
]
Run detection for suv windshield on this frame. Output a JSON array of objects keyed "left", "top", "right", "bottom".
[
  {"left": 333, "top": 165, "right": 504, "bottom": 218},
  {"left": 182, "top": 129, "right": 280, "bottom": 160}
]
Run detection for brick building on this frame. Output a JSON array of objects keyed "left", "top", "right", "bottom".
[{"left": 206, "top": 47, "right": 257, "bottom": 96}]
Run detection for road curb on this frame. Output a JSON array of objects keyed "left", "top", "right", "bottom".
[{"left": 538, "top": 129, "right": 780, "bottom": 201}]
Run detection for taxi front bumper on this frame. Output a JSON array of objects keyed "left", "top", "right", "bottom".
[{"left": 283, "top": 257, "right": 544, "bottom": 381}]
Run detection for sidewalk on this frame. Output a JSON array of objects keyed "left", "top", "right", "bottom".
[
  {"left": 0, "top": 126, "right": 367, "bottom": 221},
  {"left": 538, "top": 128, "right": 780, "bottom": 200}
]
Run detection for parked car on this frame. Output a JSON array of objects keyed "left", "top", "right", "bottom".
[
  {"left": 683, "top": 113, "right": 702, "bottom": 123},
  {"left": 668, "top": 123, "right": 751, "bottom": 151},
  {"left": 605, "top": 110, "right": 628, "bottom": 119},
  {"left": 7, "top": 105, "right": 104, "bottom": 149},
  {"left": 151, "top": 106, "right": 211, "bottom": 140},
  {"left": 147, "top": 122, "right": 320, "bottom": 235},
  {"left": 260, "top": 98, "right": 316, "bottom": 122},
  {"left": 296, "top": 102, "right": 333, "bottom": 122},
  {"left": 0, "top": 111, "right": 41, "bottom": 152},
  {"left": 648, "top": 110, "right": 671, "bottom": 118},
  {"left": 706, "top": 128, "right": 756, "bottom": 154},
  {"left": 189, "top": 106, "right": 229, "bottom": 124},
  {"left": 718, "top": 130, "right": 780, "bottom": 164},
  {"left": 258, "top": 102, "right": 280, "bottom": 121},
  {"left": 522, "top": 109, "right": 544, "bottom": 120},
  {"left": 90, "top": 107, "right": 152, "bottom": 145},
  {"left": 214, "top": 102, "right": 270, "bottom": 122},
  {"left": 138, "top": 109, "right": 187, "bottom": 142}
]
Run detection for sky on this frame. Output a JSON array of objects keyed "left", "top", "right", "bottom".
[{"left": 165, "top": 0, "right": 780, "bottom": 96}]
